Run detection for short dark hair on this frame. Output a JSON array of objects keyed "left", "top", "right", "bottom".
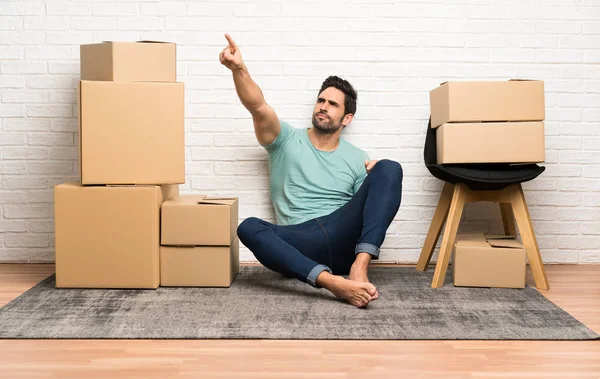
[{"left": 318, "top": 76, "right": 357, "bottom": 117}]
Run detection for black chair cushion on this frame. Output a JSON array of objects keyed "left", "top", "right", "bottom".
[{"left": 424, "top": 118, "right": 545, "bottom": 191}]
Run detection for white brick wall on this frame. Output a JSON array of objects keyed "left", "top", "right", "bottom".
[{"left": 1, "top": 0, "right": 599, "bottom": 264}]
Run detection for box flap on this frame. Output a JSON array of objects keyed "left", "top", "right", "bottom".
[
  {"left": 487, "top": 239, "right": 523, "bottom": 249},
  {"left": 197, "top": 197, "right": 237, "bottom": 206},
  {"left": 486, "top": 235, "right": 524, "bottom": 249},
  {"left": 485, "top": 234, "right": 516, "bottom": 239},
  {"left": 137, "top": 40, "right": 175, "bottom": 44},
  {"left": 455, "top": 233, "right": 487, "bottom": 246},
  {"left": 100, "top": 40, "right": 175, "bottom": 45}
]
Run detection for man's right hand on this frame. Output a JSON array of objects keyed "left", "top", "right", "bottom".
[
  {"left": 219, "top": 33, "right": 243, "bottom": 71},
  {"left": 220, "top": 32, "right": 280, "bottom": 146}
]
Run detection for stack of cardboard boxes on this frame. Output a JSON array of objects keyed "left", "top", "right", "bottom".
[
  {"left": 430, "top": 80, "right": 545, "bottom": 165},
  {"left": 160, "top": 195, "right": 239, "bottom": 287},
  {"left": 429, "top": 79, "right": 546, "bottom": 289},
  {"left": 54, "top": 41, "right": 238, "bottom": 289}
]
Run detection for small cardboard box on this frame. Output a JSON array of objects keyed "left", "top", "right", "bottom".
[
  {"left": 78, "top": 80, "right": 185, "bottom": 185},
  {"left": 161, "top": 195, "right": 239, "bottom": 246},
  {"left": 80, "top": 41, "right": 176, "bottom": 82},
  {"left": 453, "top": 233, "right": 526, "bottom": 289},
  {"left": 430, "top": 80, "right": 545, "bottom": 128},
  {"left": 160, "top": 184, "right": 179, "bottom": 201},
  {"left": 436, "top": 121, "right": 545, "bottom": 164},
  {"left": 54, "top": 182, "right": 163, "bottom": 289},
  {"left": 160, "top": 237, "right": 240, "bottom": 287}
]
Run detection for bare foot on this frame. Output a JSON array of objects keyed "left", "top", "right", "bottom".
[
  {"left": 316, "top": 272, "right": 377, "bottom": 308},
  {"left": 348, "top": 263, "right": 379, "bottom": 300}
]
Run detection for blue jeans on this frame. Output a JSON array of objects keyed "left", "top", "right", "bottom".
[{"left": 237, "top": 159, "right": 403, "bottom": 287}]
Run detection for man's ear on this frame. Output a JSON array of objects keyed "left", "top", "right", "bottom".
[{"left": 341, "top": 113, "right": 354, "bottom": 128}]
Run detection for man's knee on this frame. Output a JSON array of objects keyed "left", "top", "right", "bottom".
[
  {"left": 372, "top": 159, "right": 403, "bottom": 184},
  {"left": 237, "top": 216, "right": 264, "bottom": 243}
]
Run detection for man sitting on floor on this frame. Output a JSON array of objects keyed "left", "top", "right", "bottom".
[{"left": 220, "top": 34, "right": 403, "bottom": 308}]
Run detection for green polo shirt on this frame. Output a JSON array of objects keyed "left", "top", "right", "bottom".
[{"left": 262, "top": 120, "right": 370, "bottom": 225}]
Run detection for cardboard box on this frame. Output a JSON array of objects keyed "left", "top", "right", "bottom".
[
  {"left": 80, "top": 41, "right": 176, "bottom": 82},
  {"left": 54, "top": 182, "right": 163, "bottom": 289},
  {"left": 78, "top": 80, "right": 185, "bottom": 185},
  {"left": 430, "top": 80, "right": 545, "bottom": 128},
  {"left": 160, "top": 237, "right": 240, "bottom": 287},
  {"left": 161, "top": 195, "right": 239, "bottom": 246},
  {"left": 453, "top": 233, "right": 526, "bottom": 289},
  {"left": 436, "top": 121, "right": 545, "bottom": 164},
  {"left": 161, "top": 184, "right": 179, "bottom": 201}
]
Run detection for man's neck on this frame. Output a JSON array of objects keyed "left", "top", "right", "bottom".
[{"left": 307, "top": 127, "right": 341, "bottom": 152}]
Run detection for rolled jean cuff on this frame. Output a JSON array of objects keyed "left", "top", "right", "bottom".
[
  {"left": 306, "top": 264, "right": 332, "bottom": 288},
  {"left": 355, "top": 243, "right": 380, "bottom": 259}
]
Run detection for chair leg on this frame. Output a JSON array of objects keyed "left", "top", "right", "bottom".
[
  {"left": 431, "top": 183, "right": 468, "bottom": 288},
  {"left": 508, "top": 184, "right": 549, "bottom": 290},
  {"left": 416, "top": 183, "right": 454, "bottom": 271},
  {"left": 499, "top": 203, "right": 517, "bottom": 236}
]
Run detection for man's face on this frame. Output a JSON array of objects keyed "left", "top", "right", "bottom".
[{"left": 311, "top": 87, "right": 348, "bottom": 134}]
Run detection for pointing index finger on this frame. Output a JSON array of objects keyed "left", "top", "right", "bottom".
[{"left": 225, "top": 33, "right": 237, "bottom": 50}]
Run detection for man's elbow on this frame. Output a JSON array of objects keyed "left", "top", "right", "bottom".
[{"left": 247, "top": 101, "right": 269, "bottom": 118}]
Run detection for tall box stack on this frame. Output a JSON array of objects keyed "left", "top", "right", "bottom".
[
  {"left": 429, "top": 80, "right": 546, "bottom": 165},
  {"left": 78, "top": 42, "right": 184, "bottom": 185},
  {"left": 429, "top": 79, "right": 544, "bottom": 289},
  {"left": 54, "top": 42, "right": 184, "bottom": 289},
  {"left": 160, "top": 195, "right": 240, "bottom": 287}
]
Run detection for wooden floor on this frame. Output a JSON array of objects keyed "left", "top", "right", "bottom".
[{"left": 0, "top": 264, "right": 598, "bottom": 379}]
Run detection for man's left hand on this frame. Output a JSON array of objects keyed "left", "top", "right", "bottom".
[{"left": 364, "top": 160, "right": 378, "bottom": 174}]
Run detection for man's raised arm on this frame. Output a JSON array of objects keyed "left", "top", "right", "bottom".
[{"left": 219, "top": 33, "right": 280, "bottom": 146}]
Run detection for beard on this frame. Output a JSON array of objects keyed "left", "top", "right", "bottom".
[{"left": 311, "top": 112, "right": 343, "bottom": 135}]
